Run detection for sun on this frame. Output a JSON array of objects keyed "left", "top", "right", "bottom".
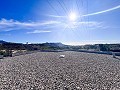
[{"left": 69, "top": 12, "right": 77, "bottom": 21}]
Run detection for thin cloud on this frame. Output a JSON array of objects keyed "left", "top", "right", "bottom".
[
  {"left": 63, "top": 21, "right": 103, "bottom": 29},
  {"left": 0, "top": 18, "right": 60, "bottom": 31},
  {"left": 83, "top": 5, "right": 120, "bottom": 17},
  {"left": 0, "top": 18, "right": 105, "bottom": 33},
  {"left": 27, "top": 30, "right": 51, "bottom": 34},
  {"left": 46, "top": 15, "right": 65, "bottom": 18},
  {"left": 47, "top": 5, "right": 120, "bottom": 18},
  {"left": 0, "top": 18, "right": 60, "bottom": 26}
]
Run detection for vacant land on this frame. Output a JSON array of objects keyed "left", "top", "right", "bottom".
[{"left": 0, "top": 51, "right": 120, "bottom": 90}]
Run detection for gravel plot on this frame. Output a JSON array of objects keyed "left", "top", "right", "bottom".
[{"left": 0, "top": 51, "right": 120, "bottom": 90}]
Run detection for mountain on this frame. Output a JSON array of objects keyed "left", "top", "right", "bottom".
[{"left": 0, "top": 40, "right": 8, "bottom": 44}]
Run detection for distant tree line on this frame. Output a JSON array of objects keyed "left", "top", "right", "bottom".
[
  {"left": 0, "top": 42, "right": 120, "bottom": 57},
  {"left": 79, "top": 44, "right": 120, "bottom": 52}
]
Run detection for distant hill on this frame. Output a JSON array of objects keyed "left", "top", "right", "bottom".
[
  {"left": 0, "top": 40, "right": 67, "bottom": 51},
  {"left": 0, "top": 40, "right": 120, "bottom": 52},
  {"left": 0, "top": 40, "right": 8, "bottom": 44}
]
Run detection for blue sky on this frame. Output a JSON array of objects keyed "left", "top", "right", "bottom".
[{"left": 0, "top": 0, "right": 120, "bottom": 45}]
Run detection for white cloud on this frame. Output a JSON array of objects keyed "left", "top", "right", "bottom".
[
  {"left": 63, "top": 21, "right": 103, "bottom": 29},
  {"left": 0, "top": 18, "right": 60, "bottom": 31},
  {"left": 47, "top": 5, "right": 120, "bottom": 18},
  {"left": 0, "top": 18, "right": 105, "bottom": 33},
  {"left": 27, "top": 30, "right": 51, "bottom": 34},
  {"left": 46, "top": 15, "right": 65, "bottom": 18},
  {"left": 83, "top": 5, "right": 120, "bottom": 17},
  {"left": 0, "top": 18, "right": 60, "bottom": 26}
]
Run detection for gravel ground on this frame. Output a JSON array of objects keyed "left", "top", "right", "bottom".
[{"left": 0, "top": 51, "right": 120, "bottom": 90}]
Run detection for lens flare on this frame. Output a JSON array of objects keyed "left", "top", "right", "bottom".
[{"left": 69, "top": 12, "right": 77, "bottom": 21}]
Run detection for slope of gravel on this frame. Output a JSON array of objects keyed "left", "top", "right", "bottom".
[{"left": 0, "top": 51, "right": 120, "bottom": 90}]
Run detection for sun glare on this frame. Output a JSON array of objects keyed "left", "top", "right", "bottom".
[{"left": 69, "top": 12, "right": 77, "bottom": 21}]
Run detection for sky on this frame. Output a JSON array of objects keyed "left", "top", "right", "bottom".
[{"left": 0, "top": 0, "right": 120, "bottom": 45}]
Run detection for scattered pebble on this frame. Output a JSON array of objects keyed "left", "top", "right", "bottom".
[{"left": 0, "top": 51, "right": 120, "bottom": 90}]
